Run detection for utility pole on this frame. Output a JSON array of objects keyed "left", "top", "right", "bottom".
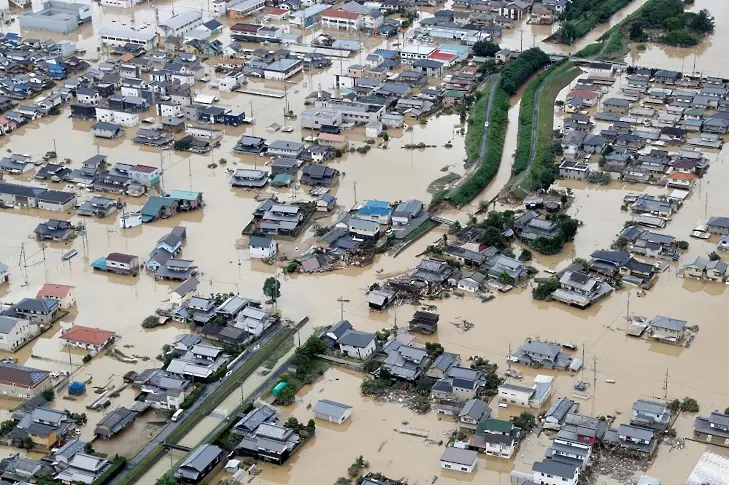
[
  {"left": 581, "top": 342, "right": 585, "bottom": 381},
  {"left": 18, "top": 243, "right": 28, "bottom": 284},
  {"left": 507, "top": 342, "right": 511, "bottom": 372},
  {"left": 336, "top": 297, "right": 349, "bottom": 322},
  {"left": 664, "top": 367, "right": 669, "bottom": 400},
  {"left": 41, "top": 242, "right": 46, "bottom": 270},
  {"left": 353, "top": 181, "right": 357, "bottom": 205},
  {"left": 591, "top": 356, "right": 597, "bottom": 416},
  {"left": 520, "top": 27, "right": 523, "bottom": 52}
]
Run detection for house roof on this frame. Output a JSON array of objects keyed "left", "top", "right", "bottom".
[
  {"left": 106, "top": 252, "right": 136, "bottom": 264},
  {"left": 177, "top": 444, "right": 222, "bottom": 473},
  {"left": 337, "top": 330, "right": 376, "bottom": 348},
  {"left": 321, "top": 8, "right": 361, "bottom": 19},
  {"left": 532, "top": 460, "right": 578, "bottom": 478},
  {"left": 36, "top": 283, "right": 73, "bottom": 299},
  {"left": 650, "top": 315, "right": 686, "bottom": 331},
  {"left": 633, "top": 399, "right": 666, "bottom": 415},
  {"left": 313, "top": 399, "right": 351, "bottom": 420},
  {"left": 440, "top": 447, "right": 477, "bottom": 466},
  {"left": 0, "top": 362, "right": 49, "bottom": 387},
  {"left": 61, "top": 326, "right": 115, "bottom": 346},
  {"left": 249, "top": 236, "right": 275, "bottom": 249}
]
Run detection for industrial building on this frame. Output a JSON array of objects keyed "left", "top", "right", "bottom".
[{"left": 18, "top": 2, "right": 91, "bottom": 34}]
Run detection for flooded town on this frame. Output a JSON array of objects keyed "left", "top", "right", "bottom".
[{"left": 0, "top": 0, "right": 728, "bottom": 484}]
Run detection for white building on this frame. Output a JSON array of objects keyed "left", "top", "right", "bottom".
[
  {"left": 0, "top": 316, "right": 38, "bottom": 352},
  {"left": 321, "top": 9, "right": 362, "bottom": 30},
  {"left": 365, "top": 121, "right": 382, "bottom": 138},
  {"left": 249, "top": 236, "right": 277, "bottom": 259},
  {"left": 100, "top": 0, "right": 141, "bottom": 8},
  {"left": 300, "top": 109, "right": 342, "bottom": 130},
  {"left": 95, "top": 108, "right": 140, "bottom": 127},
  {"left": 440, "top": 447, "right": 478, "bottom": 473},
  {"left": 160, "top": 11, "right": 203, "bottom": 37},
  {"left": 400, "top": 45, "right": 436, "bottom": 65},
  {"left": 312, "top": 399, "right": 352, "bottom": 424},
  {"left": 532, "top": 460, "right": 579, "bottom": 485},
  {"left": 337, "top": 330, "right": 377, "bottom": 359},
  {"left": 264, "top": 59, "right": 303, "bottom": 81},
  {"left": 497, "top": 375, "right": 553, "bottom": 409},
  {"left": 99, "top": 28, "right": 158, "bottom": 50}
]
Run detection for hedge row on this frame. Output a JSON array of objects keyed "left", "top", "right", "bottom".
[
  {"left": 450, "top": 87, "right": 510, "bottom": 206},
  {"left": 465, "top": 92, "right": 489, "bottom": 162},
  {"left": 499, "top": 48, "right": 550, "bottom": 95}
]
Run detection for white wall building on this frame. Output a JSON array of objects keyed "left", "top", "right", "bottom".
[
  {"left": 0, "top": 316, "right": 38, "bottom": 352},
  {"left": 440, "top": 448, "right": 478, "bottom": 474},
  {"left": 160, "top": 11, "right": 203, "bottom": 37},
  {"left": 337, "top": 330, "right": 377, "bottom": 359},
  {"left": 99, "top": 28, "right": 158, "bottom": 50},
  {"left": 95, "top": 108, "right": 140, "bottom": 127},
  {"left": 249, "top": 236, "right": 277, "bottom": 259}
]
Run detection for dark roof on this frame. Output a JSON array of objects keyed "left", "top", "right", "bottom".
[
  {"left": 0, "top": 362, "right": 49, "bottom": 387},
  {"left": 337, "top": 330, "right": 376, "bottom": 348},
  {"left": 532, "top": 460, "right": 578, "bottom": 478}
]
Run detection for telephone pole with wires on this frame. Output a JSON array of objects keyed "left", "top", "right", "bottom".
[
  {"left": 336, "top": 297, "right": 349, "bottom": 322},
  {"left": 663, "top": 367, "right": 669, "bottom": 400},
  {"left": 591, "top": 356, "right": 598, "bottom": 416}
]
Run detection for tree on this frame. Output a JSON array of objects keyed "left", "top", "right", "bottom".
[
  {"left": 306, "top": 419, "right": 316, "bottom": 433},
  {"left": 142, "top": 315, "right": 160, "bottom": 328},
  {"left": 532, "top": 279, "right": 560, "bottom": 300},
  {"left": 425, "top": 342, "right": 444, "bottom": 357},
  {"left": 680, "top": 397, "right": 700, "bottom": 412},
  {"left": 690, "top": 9, "right": 714, "bottom": 33},
  {"left": 480, "top": 226, "right": 505, "bottom": 249},
  {"left": 499, "top": 272, "right": 515, "bottom": 286},
  {"left": 382, "top": 132, "right": 389, "bottom": 142},
  {"left": 448, "top": 220, "right": 462, "bottom": 235},
  {"left": 276, "top": 385, "right": 296, "bottom": 405},
  {"left": 472, "top": 40, "right": 500, "bottom": 57},
  {"left": 263, "top": 277, "right": 281, "bottom": 304},
  {"left": 155, "top": 474, "right": 179, "bottom": 485},
  {"left": 0, "top": 420, "right": 14, "bottom": 436},
  {"left": 561, "top": 21, "right": 578, "bottom": 45},
  {"left": 512, "top": 411, "right": 535, "bottom": 432},
  {"left": 218, "top": 158, "right": 228, "bottom": 165},
  {"left": 519, "top": 249, "right": 532, "bottom": 262},
  {"left": 334, "top": 478, "right": 351, "bottom": 485},
  {"left": 724, "top": 407, "right": 729, "bottom": 415},
  {"left": 559, "top": 217, "right": 579, "bottom": 242},
  {"left": 22, "top": 437, "right": 34, "bottom": 449},
  {"left": 611, "top": 237, "right": 629, "bottom": 251},
  {"left": 41, "top": 388, "right": 55, "bottom": 402},
  {"left": 709, "top": 251, "right": 721, "bottom": 261},
  {"left": 283, "top": 417, "right": 300, "bottom": 429},
  {"left": 629, "top": 22, "right": 647, "bottom": 41},
  {"left": 173, "top": 138, "right": 192, "bottom": 151},
  {"left": 678, "top": 240, "right": 689, "bottom": 250}
]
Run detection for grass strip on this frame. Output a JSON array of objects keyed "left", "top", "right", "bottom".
[
  {"left": 465, "top": 88, "right": 490, "bottom": 162},
  {"left": 450, "top": 87, "right": 509, "bottom": 206},
  {"left": 523, "top": 64, "right": 583, "bottom": 191},
  {"left": 512, "top": 62, "right": 571, "bottom": 176}
]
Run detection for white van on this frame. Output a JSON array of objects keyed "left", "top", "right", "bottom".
[{"left": 171, "top": 409, "right": 184, "bottom": 422}]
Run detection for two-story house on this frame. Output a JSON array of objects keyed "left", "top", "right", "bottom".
[
  {"left": 694, "top": 411, "right": 729, "bottom": 448},
  {"left": 631, "top": 399, "right": 671, "bottom": 430}
]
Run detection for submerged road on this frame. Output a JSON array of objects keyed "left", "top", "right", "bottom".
[{"left": 109, "top": 324, "right": 287, "bottom": 485}]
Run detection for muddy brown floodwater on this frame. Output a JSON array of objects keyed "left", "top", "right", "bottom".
[{"left": 0, "top": 0, "right": 729, "bottom": 481}]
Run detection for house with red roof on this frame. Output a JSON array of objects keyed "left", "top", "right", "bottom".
[
  {"left": 321, "top": 9, "right": 362, "bottom": 30},
  {"left": 428, "top": 49, "right": 458, "bottom": 68},
  {"left": 36, "top": 284, "right": 76, "bottom": 309},
  {"left": 60, "top": 325, "right": 116, "bottom": 352}
]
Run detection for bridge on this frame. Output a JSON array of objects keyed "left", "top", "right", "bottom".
[
  {"left": 162, "top": 443, "right": 191, "bottom": 453},
  {"left": 430, "top": 215, "right": 457, "bottom": 226}
]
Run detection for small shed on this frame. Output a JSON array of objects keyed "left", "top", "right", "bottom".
[
  {"left": 365, "top": 121, "right": 382, "bottom": 138},
  {"left": 313, "top": 399, "right": 352, "bottom": 424},
  {"left": 272, "top": 381, "right": 287, "bottom": 396},
  {"left": 68, "top": 382, "right": 86, "bottom": 395}
]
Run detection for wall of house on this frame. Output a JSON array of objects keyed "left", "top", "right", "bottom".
[
  {"left": 440, "top": 459, "right": 475, "bottom": 473},
  {"left": 38, "top": 198, "right": 76, "bottom": 212},
  {"left": 498, "top": 388, "right": 531, "bottom": 407}
]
